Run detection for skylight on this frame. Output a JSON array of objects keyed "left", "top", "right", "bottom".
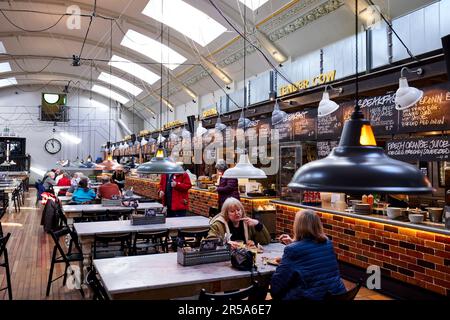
[
  {"left": 0, "top": 62, "right": 12, "bottom": 73},
  {"left": 0, "top": 77, "right": 17, "bottom": 88},
  {"left": 108, "top": 55, "right": 160, "bottom": 85},
  {"left": 0, "top": 41, "right": 6, "bottom": 53},
  {"left": 91, "top": 85, "right": 129, "bottom": 105},
  {"left": 238, "top": 0, "right": 270, "bottom": 11},
  {"left": 98, "top": 72, "right": 143, "bottom": 96},
  {"left": 142, "top": 0, "right": 227, "bottom": 47},
  {"left": 120, "top": 29, "right": 187, "bottom": 70}
]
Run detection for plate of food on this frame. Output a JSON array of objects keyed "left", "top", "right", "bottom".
[
  {"left": 246, "top": 242, "right": 264, "bottom": 253},
  {"left": 265, "top": 257, "right": 280, "bottom": 266}
]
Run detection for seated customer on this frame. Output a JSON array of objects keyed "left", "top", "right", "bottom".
[
  {"left": 56, "top": 172, "right": 71, "bottom": 196},
  {"left": 207, "top": 197, "right": 270, "bottom": 248},
  {"left": 98, "top": 175, "right": 121, "bottom": 200},
  {"left": 42, "top": 171, "right": 57, "bottom": 192},
  {"left": 71, "top": 178, "right": 96, "bottom": 204},
  {"left": 270, "top": 210, "right": 346, "bottom": 300}
]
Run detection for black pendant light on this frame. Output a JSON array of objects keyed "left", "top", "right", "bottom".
[
  {"left": 288, "top": 0, "right": 433, "bottom": 195},
  {"left": 137, "top": 19, "right": 184, "bottom": 175}
]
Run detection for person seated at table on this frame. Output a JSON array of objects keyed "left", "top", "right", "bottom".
[
  {"left": 112, "top": 168, "right": 126, "bottom": 191},
  {"left": 56, "top": 172, "right": 71, "bottom": 196},
  {"left": 54, "top": 169, "right": 63, "bottom": 184},
  {"left": 71, "top": 178, "right": 96, "bottom": 204},
  {"left": 42, "top": 171, "right": 57, "bottom": 193},
  {"left": 270, "top": 209, "right": 346, "bottom": 300},
  {"left": 98, "top": 175, "right": 121, "bottom": 200},
  {"left": 207, "top": 197, "right": 270, "bottom": 248},
  {"left": 66, "top": 172, "right": 85, "bottom": 196}
]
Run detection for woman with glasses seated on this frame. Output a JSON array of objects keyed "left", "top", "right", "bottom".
[{"left": 207, "top": 197, "right": 270, "bottom": 249}]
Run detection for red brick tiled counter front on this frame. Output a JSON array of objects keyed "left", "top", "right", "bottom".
[{"left": 273, "top": 201, "right": 450, "bottom": 296}]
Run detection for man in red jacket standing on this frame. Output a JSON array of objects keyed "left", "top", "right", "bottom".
[{"left": 159, "top": 172, "right": 192, "bottom": 217}]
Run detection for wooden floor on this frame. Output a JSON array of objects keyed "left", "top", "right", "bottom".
[{"left": 0, "top": 189, "right": 392, "bottom": 300}]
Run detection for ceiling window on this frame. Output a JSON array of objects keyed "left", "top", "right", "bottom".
[
  {"left": 238, "top": 0, "right": 269, "bottom": 11},
  {"left": 91, "top": 85, "right": 129, "bottom": 105},
  {"left": 98, "top": 72, "right": 143, "bottom": 96},
  {"left": 0, "top": 77, "right": 17, "bottom": 88},
  {"left": 121, "top": 29, "right": 187, "bottom": 70},
  {"left": 0, "top": 41, "right": 6, "bottom": 54},
  {"left": 0, "top": 62, "right": 12, "bottom": 73},
  {"left": 109, "top": 55, "right": 160, "bottom": 85},
  {"left": 142, "top": 0, "right": 227, "bottom": 47}
]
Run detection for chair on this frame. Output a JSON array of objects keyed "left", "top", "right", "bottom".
[
  {"left": 0, "top": 232, "right": 12, "bottom": 300},
  {"left": 73, "top": 210, "right": 108, "bottom": 223},
  {"left": 107, "top": 209, "right": 132, "bottom": 221},
  {"left": 86, "top": 267, "right": 109, "bottom": 300},
  {"left": 324, "top": 279, "right": 363, "bottom": 301},
  {"left": 177, "top": 228, "right": 210, "bottom": 249},
  {"left": 93, "top": 233, "right": 132, "bottom": 260},
  {"left": 132, "top": 229, "right": 169, "bottom": 255},
  {"left": 199, "top": 280, "right": 266, "bottom": 301},
  {"left": 46, "top": 227, "right": 84, "bottom": 297},
  {"left": 12, "top": 188, "right": 20, "bottom": 213}
]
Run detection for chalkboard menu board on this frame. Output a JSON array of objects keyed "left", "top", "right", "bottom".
[
  {"left": 362, "top": 93, "right": 398, "bottom": 135},
  {"left": 317, "top": 140, "right": 339, "bottom": 159},
  {"left": 398, "top": 83, "right": 450, "bottom": 133},
  {"left": 274, "top": 118, "right": 293, "bottom": 142},
  {"left": 317, "top": 108, "right": 343, "bottom": 140},
  {"left": 292, "top": 109, "right": 317, "bottom": 140},
  {"left": 386, "top": 136, "right": 450, "bottom": 161}
]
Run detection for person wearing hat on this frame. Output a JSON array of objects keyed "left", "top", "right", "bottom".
[{"left": 215, "top": 159, "right": 240, "bottom": 211}]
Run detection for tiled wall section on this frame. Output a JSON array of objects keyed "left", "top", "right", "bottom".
[
  {"left": 125, "top": 177, "right": 270, "bottom": 217},
  {"left": 274, "top": 203, "right": 450, "bottom": 296}
]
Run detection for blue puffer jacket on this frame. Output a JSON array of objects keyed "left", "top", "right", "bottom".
[{"left": 270, "top": 238, "right": 346, "bottom": 300}]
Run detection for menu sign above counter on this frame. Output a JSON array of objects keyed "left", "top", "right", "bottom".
[
  {"left": 362, "top": 93, "right": 398, "bottom": 135},
  {"left": 386, "top": 136, "right": 450, "bottom": 161},
  {"left": 398, "top": 84, "right": 450, "bottom": 133},
  {"left": 274, "top": 110, "right": 316, "bottom": 142},
  {"left": 317, "top": 108, "right": 343, "bottom": 140},
  {"left": 317, "top": 140, "right": 339, "bottom": 159}
]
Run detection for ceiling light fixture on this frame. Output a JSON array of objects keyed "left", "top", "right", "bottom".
[
  {"left": 288, "top": 0, "right": 433, "bottom": 195},
  {"left": 317, "top": 85, "right": 343, "bottom": 117},
  {"left": 200, "top": 56, "right": 232, "bottom": 84},
  {"left": 137, "top": 17, "right": 184, "bottom": 174},
  {"left": 223, "top": 4, "right": 266, "bottom": 180},
  {"left": 271, "top": 99, "right": 287, "bottom": 125},
  {"left": 395, "top": 67, "right": 424, "bottom": 110}
]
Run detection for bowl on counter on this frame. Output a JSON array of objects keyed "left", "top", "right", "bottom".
[
  {"left": 408, "top": 213, "right": 424, "bottom": 224},
  {"left": 426, "top": 207, "right": 443, "bottom": 223},
  {"left": 386, "top": 207, "right": 402, "bottom": 219},
  {"left": 407, "top": 209, "right": 427, "bottom": 220}
]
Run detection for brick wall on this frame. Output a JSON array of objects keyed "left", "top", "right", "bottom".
[
  {"left": 274, "top": 203, "right": 450, "bottom": 296},
  {"left": 125, "top": 177, "right": 159, "bottom": 199}
]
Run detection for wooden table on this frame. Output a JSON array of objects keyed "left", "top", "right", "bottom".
[
  {"left": 93, "top": 243, "right": 284, "bottom": 300},
  {"left": 74, "top": 215, "right": 210, "bottom": 273}
]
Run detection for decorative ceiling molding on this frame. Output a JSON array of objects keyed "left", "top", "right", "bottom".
[{"left": 181, "top": 0, "right": 344, "bottom": 89}]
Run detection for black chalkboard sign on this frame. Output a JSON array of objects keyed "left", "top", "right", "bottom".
[
  {"left": 292, "top": 109, "right": 317, "bottom": 140},
  {"left": 362, "top": 93, "right": 398, "bottom": 135},
  {"left": 317, "top": 108, "right": 343, "bottom": 140},
  {"left": 398, "top": 83, "right": 450, "bottom": 133},
  {"left": 317, "top": 140, "right": 339, "bottom": 159},
  {"left": 274, "top": 119, "right": 293, "bottom": 142},
  {"left": 385, "top": 136, "right": 450, "bottom": 161}
]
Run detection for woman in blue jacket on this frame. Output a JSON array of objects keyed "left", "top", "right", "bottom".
[{"left": 270, "top": 209, "right": 346, "bottom": 300}]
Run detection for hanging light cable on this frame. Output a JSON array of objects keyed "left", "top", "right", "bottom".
[
  {"left": 137, "top": 18, "right": 184, "bottom": 174},
  {"left": 288, "top": 0, "right": 433, "bottom": 194},
  {"left": 99, "top": 19, "right": 123, "bottom": 171},
  {"left": 223, "top": 4, "right": 266, "bottom": 179}
]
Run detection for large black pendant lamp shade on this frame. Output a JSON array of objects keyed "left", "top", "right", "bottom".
[
  {"left": 137, "top": 144, "right": 184, "bottom": 174},
  {"left": 288, "top": 0, "right": 433, "bottom": 195}
]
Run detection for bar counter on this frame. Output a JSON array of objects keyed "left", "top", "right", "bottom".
[
  {"left": 271, "top": 200, "right": 450, "bottom": 296},
  {"left": 125, "top": 177, "right": 277, "bottom": 217}
]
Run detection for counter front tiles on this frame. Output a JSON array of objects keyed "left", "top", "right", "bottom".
[{"left": 271, "top": 200, "right": 450, "bottom": 296}]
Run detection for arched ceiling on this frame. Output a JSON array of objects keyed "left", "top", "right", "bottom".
[{"left": 0, "top": 0, "right": 436, "bottom": 119}]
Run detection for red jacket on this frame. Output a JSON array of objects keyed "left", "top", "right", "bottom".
[{"left": 159, "top": 173, "right": 192, "bottom": 211}]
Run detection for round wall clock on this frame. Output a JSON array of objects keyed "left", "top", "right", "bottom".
[{"left": 45, "top": 138, "right": 62, "bottom": 154}]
